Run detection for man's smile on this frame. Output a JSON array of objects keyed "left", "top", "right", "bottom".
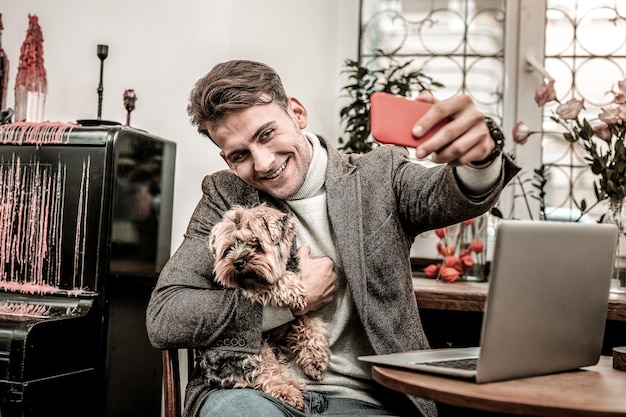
[{"left": 264, "top": 160, "right": 288, "bottom": 180}]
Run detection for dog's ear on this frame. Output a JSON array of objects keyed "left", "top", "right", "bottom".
[
  {"left": 263, "top": 212, "right": 297, "bottom": 244},
  {"left": 263, "top": 216, "right": 283, "bottom": 244}
]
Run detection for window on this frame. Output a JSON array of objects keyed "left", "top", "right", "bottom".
[{"left": 359, "top": 0, "right": 625, "bottom": 222}]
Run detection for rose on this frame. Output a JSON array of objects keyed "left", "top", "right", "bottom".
[
  {"left": 614, "top": 79, "right": 626, "bottom": 103},
  {"left": 599, "top": 105, "right": 621, "bottom": 124},
  {"left": 513, "top": 77, "right": 626, "bottom": 210},
  {"left": 535, "top": 79, "right": 556, "bottom": 106},
  {"left": 555, "top": 98, "right": 585, "bottom": 120},
  {"left": 593, "top": 123, "right": 612, "bottom": 141},
  {"left": 512, "top": 121, "right": 532, "bottom": 145}
]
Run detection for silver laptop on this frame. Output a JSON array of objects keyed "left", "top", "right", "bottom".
[{"left": 359, "top": 220, "right": 618, "bottom": 383}]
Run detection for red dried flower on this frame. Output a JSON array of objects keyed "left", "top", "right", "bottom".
[
  {"left": 444, "top": 255, "right": 460, "bottom": 268},
  {"left": 470, "top": 240, "right": 484, "bottom": 253},
  {"left": 423, "top": 264, "right": 440, "bottom": 279},
  {"left": 460, "top": 252, "right": 474, "bottom": 269},
  {"left": 440, "top": 245, "right": 455, "bottom": 256},
  {"left": 440, "top": 266, "right": 460, "bottom": 283}
]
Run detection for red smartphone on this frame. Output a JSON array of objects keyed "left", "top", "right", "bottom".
[{"left": 369, "top": 92, "right": 449, "bottom": 148}]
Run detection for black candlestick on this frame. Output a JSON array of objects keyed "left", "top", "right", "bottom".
[{"left": 97, "top": 44, "right": 109, "bottom": 120}]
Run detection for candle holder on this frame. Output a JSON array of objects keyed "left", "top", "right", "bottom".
[{"left": 97, "top": 44, "right": 108, "bottom": 120}]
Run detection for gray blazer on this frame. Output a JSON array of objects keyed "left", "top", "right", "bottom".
[{"left": 146, "top": 137, "right": 520, "bottom": 417}]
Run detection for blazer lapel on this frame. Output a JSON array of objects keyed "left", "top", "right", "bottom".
[{"left": 324, "top": 143, "right": 368, "bottom": 313}]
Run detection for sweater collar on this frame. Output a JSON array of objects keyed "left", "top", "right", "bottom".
[{"left": 288, "top": 132, "right": 328, "bottom": 200}]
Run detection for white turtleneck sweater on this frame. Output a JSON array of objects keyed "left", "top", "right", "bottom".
[{"left": 264, "top": 132, "right": 502, "bottom": 404}]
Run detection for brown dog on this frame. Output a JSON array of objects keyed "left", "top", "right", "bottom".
[{"left": 198, "top": 204, "right": 329, "bottom": 410}]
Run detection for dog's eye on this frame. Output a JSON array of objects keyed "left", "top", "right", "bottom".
[{"left": 250, "top": 237, "right": 264, "bottom": 251}]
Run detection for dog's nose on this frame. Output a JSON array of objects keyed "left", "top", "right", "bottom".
[{"left": 233, "top": 258, "right": 247, "bottom": 271}]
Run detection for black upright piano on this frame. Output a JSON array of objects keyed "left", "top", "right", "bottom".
[{"left": 0, "top": 124, "right": 176, "bottom": 417}]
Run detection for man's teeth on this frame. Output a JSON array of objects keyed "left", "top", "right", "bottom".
[{"left": 267, "top": 162, "right": 286, "bottom": 179}]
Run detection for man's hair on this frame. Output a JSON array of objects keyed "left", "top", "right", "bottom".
[{"left": 187, "top": 60, "right": 289, "bottom": 138}]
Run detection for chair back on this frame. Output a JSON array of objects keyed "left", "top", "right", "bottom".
[{"left": 162, "top": 349, "right": 183, "bottom": 417}]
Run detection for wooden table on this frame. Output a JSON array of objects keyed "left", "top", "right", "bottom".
[
  {"left": 412, "top": 277, "right": 626, "bottom": 321},
  {"left": 372, "top": 356, "right": 626, "bottom": 417}
]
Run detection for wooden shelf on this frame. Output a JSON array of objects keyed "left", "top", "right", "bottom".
[{"left": 412, "top": 276, "right": 626, "bottom": 321}]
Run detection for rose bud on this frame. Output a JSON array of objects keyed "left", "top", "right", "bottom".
[{"left": 512, "top": 121, "right": 532, "bottom": 145}]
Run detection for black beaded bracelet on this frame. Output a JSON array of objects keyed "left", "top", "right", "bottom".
[{"left": 471, "top": 116, "right": 505, "bottom": 166}]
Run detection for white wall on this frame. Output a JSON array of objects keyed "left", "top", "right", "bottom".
[{"left": 0, "top": 0, "right": 360, "bottom": 251}]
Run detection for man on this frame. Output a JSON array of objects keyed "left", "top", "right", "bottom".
[{"left": 146, "top": 60, "right": 519, "bottom": 417}]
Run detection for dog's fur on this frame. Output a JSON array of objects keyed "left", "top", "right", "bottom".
[{"left": 198, "top": 204, "right": 329, "bottom": 410}]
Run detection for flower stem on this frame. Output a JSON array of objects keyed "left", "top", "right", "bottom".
[{"left": 516, "top": 175, "right": 534, "bottom": 220}]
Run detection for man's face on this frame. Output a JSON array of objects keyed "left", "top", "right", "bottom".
[{"left": 208, "top": 97, "right": 313, "bottom": 200}]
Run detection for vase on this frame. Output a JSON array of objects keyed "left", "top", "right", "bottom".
[
  {"left": 424, "top": 214, "right": 490, "bottom": 283},
  {"left": 604, "top": 198, "right": 626, "bottom": 293},
  {"left": 457, "top": 214, "right": 489, "bottom": 282}
]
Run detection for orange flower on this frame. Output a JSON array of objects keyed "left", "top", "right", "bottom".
[
  {"left": 435, "top": 227, "right": 448, "bottom": 238},
  {"left": 423, "top": 263, "right": 440, "bottom": 279},
  {"left": 440, "top": 266, "right": 460, "bottom": 283},
  {"left": 440, "top": 245, "right": 455, "bottom": 256},
  {"left": 444, "top": 255, "right": 460, "bottom": 268},
  {"left": 460, "top": 251, "right": 474, "bottom": 269},
  {"left": 463, "top": 218, "right": 475, "bottom": 226},
  {"left": 470, "top": 240, "right": 484, "bottom": 253}
]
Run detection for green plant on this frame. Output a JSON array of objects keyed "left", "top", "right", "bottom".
[{"left": 338, "top": 51, "right": 443, "bottom": 153}]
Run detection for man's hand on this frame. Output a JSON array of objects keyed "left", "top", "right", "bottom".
[
  {"left": 412, "top": 90, "right": 494, "bottom": 166},
  {"left": 292, "top": 244, "right": 337, "bottom": 316}
]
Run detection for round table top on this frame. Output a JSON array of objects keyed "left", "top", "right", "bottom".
[{"left": 372, "top": 356, "right": 626, "bottom": 417}]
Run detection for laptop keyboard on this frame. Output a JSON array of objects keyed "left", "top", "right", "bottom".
[{"left": 423, "top": 357, "right": 478, "bottom": 370}]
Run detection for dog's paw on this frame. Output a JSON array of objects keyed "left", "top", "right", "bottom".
[
  {"left": 295, "top": 338, "right": 330, "bottom": 380},
  {"left": 301, "top": 360, "right": 327, "bottom": 381},
  {"left": 274, "top": 386, "right": 306, "bottom": 410}
]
